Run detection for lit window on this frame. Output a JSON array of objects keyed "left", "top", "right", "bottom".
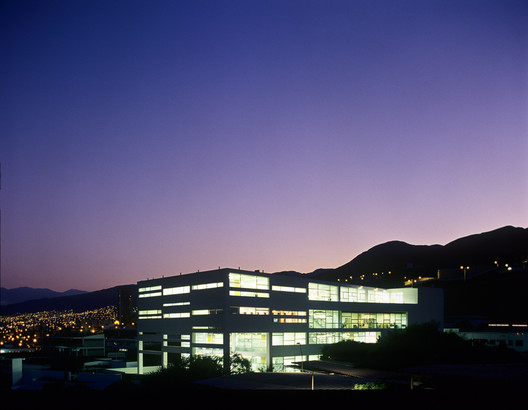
[
  {"left": 238, "top": 307, "right": 270, "bottom": 315},
  {"left": 193, "top": 333, "right": 224, "bottom": 344},
  {"left": 163, "top": 286, "right": 190, "bottom": 296},
  {"left": 163, "top": 302, "right": 190, "bottom": 307},
  {"left": 308, "top": 332, "right": 340, "bottom": 345},
  {"left": 192, "top": 282, "right": 224, "bottom": 290},
  {"left": 193, "top": 347, "right": 223, "bottom": 356},
  {"left": 272, "top": 332, "right": 306, "bottom": 346},
  {"left": 192, "top": 309, "right": 222, "bottom": 315},
  {"left": 308, "top": 283, "right": 339, "bottom": 301},
  {"left": 138, "top": 310, "right": 162, "bottom": 319},
  {"left": 229, "top": 290, "right": 269, "bottom": 298},
  {"left": 138, "top": 292, "right": 162, "bottom": 298},
  {"left": 139, "top": 285, "right": 162, "bottom": 293},
  {"left": 229, "top": 273, "right": 269, "bottom": 290},
  {"left": 272, "top": 285, "right": 306, "bottom": 293},
  {"left": 163, "top": 312, "right": 190, "bottom": 319},
  {"left": 272, "top": 310, "right": 307, "bottom": 323},
  {"left": 309, "top": 310, "right": 339, "bottom": 329}
]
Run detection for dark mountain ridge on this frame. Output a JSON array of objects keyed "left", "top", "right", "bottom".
[
  {"left": 0, "top": 287, "right": 87, "bottom": 306},
  {"left": 0, "top": 285, "right": 135, "bottom": 315},
  {"left": 2, "top": 226, "right": 526, "bottom": 321},
  {"left": 308, "top": 226, "right": 528, "bottom": 284}
]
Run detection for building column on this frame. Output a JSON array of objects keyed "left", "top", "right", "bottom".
[
  {"left": 162, "top": 334, "right": 168, "bottom": 368},
  {"left": 138, "top": 339, "right": 144, "bottom": 375}
]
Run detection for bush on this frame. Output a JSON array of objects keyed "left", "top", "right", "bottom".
[
  {"left": 321, "top": 340, "right": 371, "bottom": 363},
  {"left": 321, "top": 321, "right": 523, "bottom": 370},
  {"left": 141, "top": 354, "right": 252, "bottom": 390}
]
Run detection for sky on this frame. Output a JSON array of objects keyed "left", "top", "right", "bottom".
[{"left": 1, "top": 0, "right": 527, "bottom": 292}]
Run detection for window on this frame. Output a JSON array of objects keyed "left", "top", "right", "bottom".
[
  {"left": 238, "top": 307, "right": 269, "bottom": 315},
  {"left": 308, "top": 332, "right": 340, "bottom": 345},
  {"left": 229, "top": 290, "right": 269, "bottom": 298},
  {"left": 193, "top": 347, "right": 223, "bottom": 356},
  {"left": 368, "top": 289, "right": 389, "bottom": 303},
  {"left": 309, "top": 310, "right": 339, "bottom": 329},
  {"left": 272, "top": 310, "right": 306, "bottom": 316},
  {"left": 192, "top": 282, "right": 224, "bottom": 290},
  {"left": 230, "top": 333, "right": 268, "bottom": 355},
  {"left": 163, "top": 286, "right": 190, "bottom": 296},
  {"left": 308, "top": 283, "right": 339, "bottom": 301},
  {"left": 163, "top": 312, "right": 190, "bottom": 319},
  {"left": 340, "top": 286, "right": 416, "bottom": 304},
  {"left": 272, "top": 310, "right": 307, "bottom": 324},
  {"left": 163, "top": 302, "right": 190, "bottom": 307},
  {"left": 340, "top": 332, "right": 380, "bottom": 343},
  {"left": 272, "top": 332, "right": 306, "bottom": 346},
  {"left": 138, "top": 292, "right": 162, "bottom": 298},
  {"left": 139, "top": 285, "right": 162, "bottom": 293},
  {"left": 389, "top": 288, "right": 418, "bottom": 304},
  {"left": 272, "top": 285, "right": 306, "bottom": 294},
  {"left": 193, "top": 333, "right": 224, "bottom": 344},
  {"left": 138, "top": 310, "right": 162, "bottom": 319},
  {"left": 229, "top": 273, "right": 269, "bottom": 290},
  {"left": 340, "top": 286, "right": 358, "bottom": 302},
  {"left": 341, "top": 312, "right": 407, "bottom": 329},
  {"left": 389, "top": 291, "right": 404, "bottom": 304},
  {"left": 192, "top": 310, "right": 212, "bottom": 315}
]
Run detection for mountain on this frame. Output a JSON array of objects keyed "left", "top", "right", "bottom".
[
  {"left": 290, "top": 225, "right": 528, "bottom": 324},
  {"left": 2, "top": 226, "right": 526, "bottom": 321},
  {"left": 0, "top": 285, "right": 135, "bottom": 315},
  {"left": 0, "top": 287, "right": 87, "bottom": 306},
  {"left": 308, "top": 226, "right": 528, "bottom": 284}
]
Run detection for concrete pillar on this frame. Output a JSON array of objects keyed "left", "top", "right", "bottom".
[
  {"left": 11, "top": 358, "right": 23, "bottom": 389},
  {"left": 162, "top": 334, "right": 168, "bottom": 368},
  {"left": 138, "top": 339, "right": 144, "bottom": 375}
]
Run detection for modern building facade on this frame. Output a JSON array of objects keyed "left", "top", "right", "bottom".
[{"left": 137, "top": 268, "right": 443, "bottom": 373}]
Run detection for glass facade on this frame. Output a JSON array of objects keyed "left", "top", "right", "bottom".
[
  {"left": 230, "top": 333, "right": 268, "bottom": 370},
  {"left": 341, "top": 312, "right": 407, "bottom": 329},
  {"left": 272, "top": 332, "right": 306, "bottom": 346},
  {"left": 229, "top": 273, "right": 269, "bottom": 290},
  {"left": 308, "top": 282, "right": 339, "bottom": 301},
  {"left": 309, "top": 309, "right": 340, "bottom": 329}
]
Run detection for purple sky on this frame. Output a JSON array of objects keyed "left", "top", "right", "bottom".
[{"left": 1, "top": 0, "right": 527, "bottom": 292}]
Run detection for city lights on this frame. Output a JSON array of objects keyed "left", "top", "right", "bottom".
[{"left": 0, "top": 306, "right": 118, "bottom": 351}]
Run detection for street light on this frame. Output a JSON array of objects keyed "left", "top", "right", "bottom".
[
  {"left": 297, "top": 342, "right": 314, "bottom": 390},
  {"left": 297, "top": 342, "right": 304, "bottom": 372},
  {"left": 460, "top": 266, "right": 469, "bottom": 283}
]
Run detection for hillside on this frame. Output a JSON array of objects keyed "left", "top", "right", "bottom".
[
  {"left": 2, "top": 226, "right": 526, "bottom": 323},
  {"left": 309, "top": 226, "right": 528, "bottom": 284},
  {"left": 0, "top": 287, "right": 87, "bottom": 306},
  {"left": 0, "top": 285, "right": 136, "bottom": 315}
]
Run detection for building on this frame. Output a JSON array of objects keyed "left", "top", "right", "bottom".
[
  {"left": 445, "top": 326, "right": 528, "bottom": 352},
  {"left": 42, "top": 333, "right": 105, "bottom": 358},
  {"left": 137, "top": 268, "right": 443, "bottom": 374}
]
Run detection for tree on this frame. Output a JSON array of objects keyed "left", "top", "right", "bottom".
[
  {"left": 229, "top": 353, "right": 252, "bottom": 374},
  {"left": 321, "top": 321, "right": 522, "bottom": 370},
  {"left": 141, "top": 354, "right": 252, "bottom": 391}
]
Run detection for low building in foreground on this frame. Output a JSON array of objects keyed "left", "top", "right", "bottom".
[{"left": 137, "top": 268, "right": 443, "bottom": 373}]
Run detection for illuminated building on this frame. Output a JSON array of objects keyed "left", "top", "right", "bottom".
[{"left": 137, "top": 268, "right": 443, "bottom": 373}]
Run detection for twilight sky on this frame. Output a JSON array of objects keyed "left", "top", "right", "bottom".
[{"left": 1, "top": 0, "right": 527, "bottom": 292}]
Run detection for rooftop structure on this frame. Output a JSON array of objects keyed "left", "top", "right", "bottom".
[{"left": 137, "top": 268, "right": 443, "bottom": 373}]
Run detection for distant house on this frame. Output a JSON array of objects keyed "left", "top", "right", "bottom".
[
  {"left": 42, "top": 333, "right": 105, "bottom": 357},
  {"left": 136, "top": 268, "right": 443, "bottom": 373},
  {"left": 446, "top": 327, "right": 528, "bottom": 352}
]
